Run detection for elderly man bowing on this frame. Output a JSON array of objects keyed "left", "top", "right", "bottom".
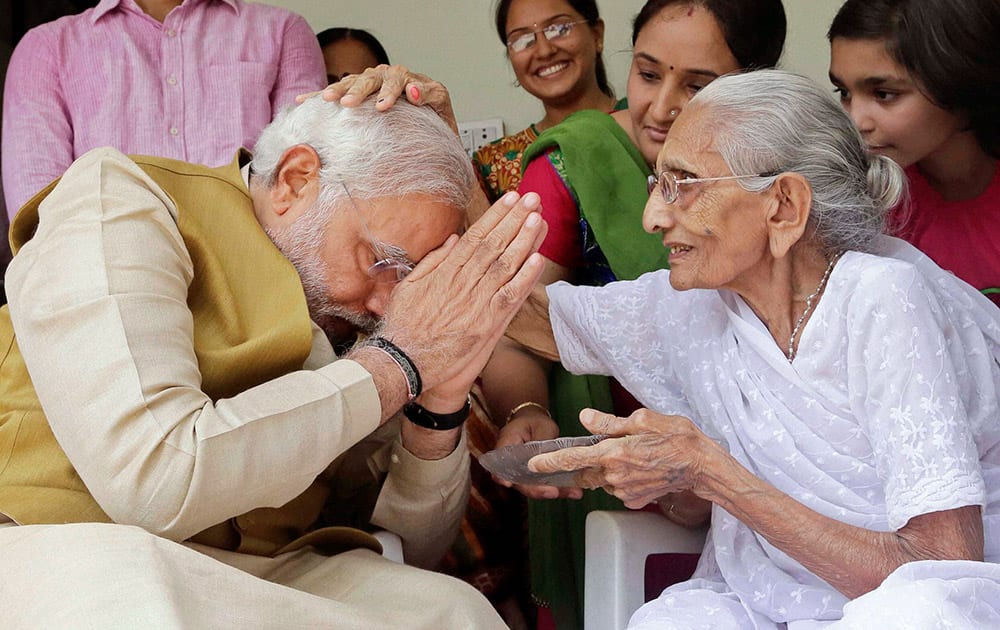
[{"left": 0, "top": 95, "right": 544, "bottom": 628}]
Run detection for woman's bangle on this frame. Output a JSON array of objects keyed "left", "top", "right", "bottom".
[{"left": 505, "top": 401, "right": 551, "bottom": 424}]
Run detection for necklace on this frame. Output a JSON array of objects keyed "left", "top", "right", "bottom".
[{"left": 786, "top": 251, "right": 844, "bottom": 362}]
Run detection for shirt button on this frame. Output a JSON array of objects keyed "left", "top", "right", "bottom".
[
  {"left": 167, "top": 76, "right": 177, "bottom": 85},
  {"left": 169, "top": 127, "right": 179, "bottom": 136},
  {"left": 390, "top": 454, "right": 400, "bottom": 464},
  {"left": 167, "top": 29, "right": 176, "bottom": 37}
]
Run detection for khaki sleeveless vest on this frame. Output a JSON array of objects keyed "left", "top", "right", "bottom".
[{"left": 0, "top": 153, "right": 380, "bottom": 556}]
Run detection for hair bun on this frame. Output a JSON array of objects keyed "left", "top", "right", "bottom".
[{"left": 866, "top": 154, "right": 907, "bottom": 213}]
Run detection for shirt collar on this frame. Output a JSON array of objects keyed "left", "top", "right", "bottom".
[
  {"left": 92, "top": 0, "right": 240, "bottom": 23},
  {"left": 239, "top": 149, "right": 254, "bottom": 190}
]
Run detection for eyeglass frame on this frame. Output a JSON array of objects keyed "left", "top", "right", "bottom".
[
  {"left": 646, "top": 170, "right": 778, "bottom": 205},
  {"left": 505, "top": 19, "right": 589, "bottom": 54},
  {"left": 339, "top": 181, "right": 415, "bottom": 284}
]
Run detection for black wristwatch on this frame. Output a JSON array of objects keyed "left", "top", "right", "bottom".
[{"left": 403, "top": 396, "right": 472, "bottom": 431}]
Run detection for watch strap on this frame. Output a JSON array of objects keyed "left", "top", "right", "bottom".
[{"left": 403, "top": 396, "right": 472, "bottom": 431}]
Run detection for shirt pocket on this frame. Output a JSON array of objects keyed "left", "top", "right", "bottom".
[{"left": 203, "top": 61, "right": 279, "bottom": 155}]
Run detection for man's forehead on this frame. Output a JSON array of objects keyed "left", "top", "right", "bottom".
[
  {"left": 362, "top": 196, "right": 463, "bottom": 252},
  {"left": 357, "top": 193, "right": 460, "bottom": 220}
]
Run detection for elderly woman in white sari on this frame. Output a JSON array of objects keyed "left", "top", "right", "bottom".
[{"left": 524, "top": 69, "right": 1000, "bottom": 628}]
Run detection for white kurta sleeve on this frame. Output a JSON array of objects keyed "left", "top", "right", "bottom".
[
  {"left": 547, "top": 281, "right": 617, "bottom": 378},
  {"left": 847, "top": 259, "right": 990, "bottom": 530},
  {"left": 5, "top": 148, "right": 383, "bottom": 541},
  {"left": 547, "top": 271, "right": 696, "bottom": 415}
]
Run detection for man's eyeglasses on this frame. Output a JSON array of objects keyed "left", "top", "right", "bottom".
[
  {"left": 506, "top": 19, "right": 589, "bottom": 54},
  {"left": 339, "top": 182, "right": 415, "bottom": 284},
  {"left": 647, "top": 170, "right": 777, "bottom": 205}
]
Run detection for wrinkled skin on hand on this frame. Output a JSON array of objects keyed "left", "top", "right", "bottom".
[
  {"left": 528, "top": 407, "right": 724, "bottom": 509},
  {"left": 379, "top": 192, "right": 547, "bottom": 405}
]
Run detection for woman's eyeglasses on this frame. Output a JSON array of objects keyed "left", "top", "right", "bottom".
[
  {"left": 340, "top": 181, "right": 415, "bottom": 284},
  {"left": 647, "top": 170, "right": 776, "bottom": 205},
  {"left": 506, "top": 19, "right": 588, "bottom": 54}
]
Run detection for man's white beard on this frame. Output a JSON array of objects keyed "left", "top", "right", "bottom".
[
  {"left": 265, "top": 215, "right": 381, "bottom": 344},
  {"left": 296, "top": 256, "right": 381, "bottom": 341}
]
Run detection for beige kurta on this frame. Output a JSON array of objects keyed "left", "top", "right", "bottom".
[{"left": 0, "top": 148, "right": 502, "bottom": 628}]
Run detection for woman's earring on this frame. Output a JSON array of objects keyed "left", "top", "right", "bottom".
[{"left": 670, "top": 109, "right": 680, "bottom": 117}]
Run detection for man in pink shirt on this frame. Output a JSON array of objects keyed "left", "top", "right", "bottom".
[{"left": 1, "top": 0, "right": 326, "bottom": 217}]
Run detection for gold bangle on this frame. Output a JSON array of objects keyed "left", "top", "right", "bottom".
[{"left": 505, "top": 401, "right": 551, "bottom": 424}]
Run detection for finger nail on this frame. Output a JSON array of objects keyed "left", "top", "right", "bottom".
[
  {"left": 526, "top": 212, "right": 540, "bottom": 227},
  {"left": 408, "top": 85, "right": 421, "bottom": 101},
  {"left": 521, "top": 192, "right": 540, "bottom": 209},
  {"left": 502, "top": 191, "right": 520, "bottom": 207}
]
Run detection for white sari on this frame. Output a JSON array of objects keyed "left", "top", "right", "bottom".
[{"left": 548, "top": 237, "right": 1000, "bottom": 628}]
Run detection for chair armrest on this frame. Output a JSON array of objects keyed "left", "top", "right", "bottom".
[
  {"left": 584, "top": 510, "right": 707, "bottom": 630},
  {"left": 374, "top": 530, "right": 404, "bottom": 564}
]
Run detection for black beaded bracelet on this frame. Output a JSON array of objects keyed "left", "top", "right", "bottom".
[{"left": 366, "top": 336, "right": 422, "bottom": 401}]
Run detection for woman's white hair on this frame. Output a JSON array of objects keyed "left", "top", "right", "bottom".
[
  {"left": 690, "top": 69, "right": 907, "bottom": 254},
  {"left": 250, "top": 95, "right": 475, "bottom": 241}
]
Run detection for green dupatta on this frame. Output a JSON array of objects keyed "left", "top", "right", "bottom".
[{"left": 521, "top": 110, "right": 670, "bottom": 628}]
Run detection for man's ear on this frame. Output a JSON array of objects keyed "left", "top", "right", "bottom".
[
  {"left": 766, "top": 172, "right": 812, "bottom": 259},
  {"left": 270, "top": 144, "right": 322, "bottom": 219}
]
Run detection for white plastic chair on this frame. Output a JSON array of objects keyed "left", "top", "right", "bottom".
[
  {"left": 584, "top": 510, "right": 707, "bottom": 630},
  {"left": 374, "top": 530, "right": 404, "bottom": 563}
]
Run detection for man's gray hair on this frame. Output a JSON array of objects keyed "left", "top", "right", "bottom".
[
  {"left": 690, "top": 69, "right": 906, "bottom": 254},
  {"left": 251, "top": 95, "right": 475, "bottom": 223}
]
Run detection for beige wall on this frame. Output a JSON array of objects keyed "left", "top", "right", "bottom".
[{"left": 260, "top": 0, "right": 843, "bottom": 133}]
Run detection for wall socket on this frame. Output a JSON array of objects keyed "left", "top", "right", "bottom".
[{"left": 458, "top": 118, "right": 505, "bottom": 157}]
